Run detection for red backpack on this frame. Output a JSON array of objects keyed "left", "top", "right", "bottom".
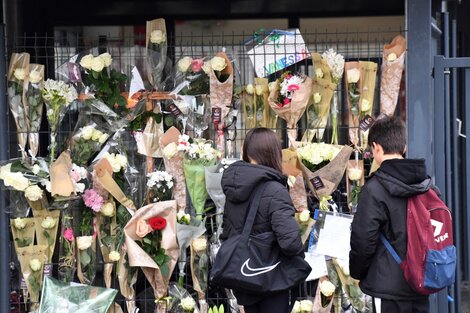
[{"left": 380, "top": 188, "right": 456, "bottom": 295}]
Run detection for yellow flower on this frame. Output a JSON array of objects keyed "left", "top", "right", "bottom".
[
  {"left": 299, "top": 299, "right": 313, "bottom": 312},
  {"left": 192, "top": 237, "right": 207, "bottom": 252},
  {"left": 41, "top": 216, "right": 56, "bottom": 230},
  {"left": 29, "top": 70, "right": 42, "bottom": 84},
  {"left": 347, "top": 68, "right": 361, "bottom": 84},
  {"left": 255, "top": 85, "right": 264, "bottom": 96},
  {"left": 320, "top": 280, "right": 336, "bottom": 297},
  {"left": 98, "top": 133, "right": 109, "bottom": 144},
  {"left": 245, "top": 84, "right": 254, "bottom": 94},
  {"left": 99, "top": 52, "right": 112, "bottom": 67},
  {"left": 348, "top": 168, "right": 363, "bottom": 181},
  {"left": 13, "top": 68, "right": 26, "bottom": 81},
  {"left": 101, "top": 202, "right": 115, "bottom": 217},
  {"left": 210, "top": 56, "right": 227, "bottom": 72},
  {"left": 387, "top": 53, "right": 397, "bottom": 62},
  {"left": 315, "top": 68, "right": 324, "bottom": 79},
  {"left": 80, "top": 125, "right": 94, "bottom": 140},
  {"left": 180, "top": 297, "right": 196, "bottom": 311},
  {"left": 150, "top": 30, "right": 165, "bottom": 44},
  {"left": 109, "top": 250, "right": 121, "bottom": 262},
  {"left": 299, "top": 210, "right": 310, "bottom": 223},
  {"left": 13, "top": 218, "right": 27, "bottom": 230},
  {"left": 91, "top": 56, "right": 105, "bottom": 72},
  {"left": 361, "top": 99, "right": 371, "bottom": 112},
  {"left": 202, "top": 61, "right": 211, "bottom": 74},
  {"left": 29, "top": 259, "right": 42, "bottom": 272},
  {"left": 79, "top": 54, "right": 94, "bottom": 70},
  {"left": 91, "top": 129, "right": 103, "bottom": 141},
  {"left": 313, "top": 92, "right": 322, "bottom": 104},
  {"left": 291, "top": 301, "right": 300, "bottom": 313}
]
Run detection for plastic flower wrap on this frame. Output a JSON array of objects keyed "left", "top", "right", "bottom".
[
  {"left": 311, "top": 279, "right": 334, "bottom": 312},
  {"left": 296, "top": 142, "right": 352, "bottom": 201},
  {"left": 58, "top": 208, "right": 76, "bottom": 283},
  {"left": 347, "top": 156, "right": 364, "bottom": 213},
  {"left": 146, "top": 18, "right": 167, "bottom": 89},
  {"left": 25, "top": 64, "right": 45, "bottom": 158},
  {"left": 358, "top": 61, "right": 378, "bottom": 150},
  {"left": 190, "top": 236, "right": 209, "bottom": 312},
  {"left": 38, "top": 276, "right": 118, "bottom": 313},
  {"left": 181, "top": 137, "right": 220, "bottom": 219},
  {"left": 124, "top": 200, "right": 178, "bottom": 304},
  {"left": 168, "top": 283, "right": 200, "bottom": 313},
  {"left": 7, "top": 52, "right": 30, "bottom": 160},
  {"left": 76, "top": 195, "right": 97, "bottom": 285},
  {"left": 42, "top": 79, "right": 78, "bottom": 161},
  {"left": 175, "top": 56, "right": 210, "bottom": 95},
  {"left": 344, "top": 63, "right": 362, "bottom": 147},
  {"left": 253, "top": 78, "right": 271, "bottom": 128},
  {"left": 176, "top": 211, "right": 206, "bottom": 289},
  {"left": 268, "top": 71, "right": 312, "bottom": 147},
  {"left": 242, "top": 84, "right": 256, "bottom": 129}
]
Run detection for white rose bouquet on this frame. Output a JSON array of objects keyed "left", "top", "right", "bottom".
[
  {"left": 190, "top": 236, "right": 209, "bottom": 309},
  {"left": 168, "top": 282, "right": 201, "bottom": 313},
  {"left": 175, "top": 56, "right": 210, "bottom": 95},
  {"left": 70, "top": 123, "right": 109, "bottom": 167},
  {"left": 146, "top": 18, "right": 167, "bottom": 89},
  {"left": 42, "top": 78, "right": 78, "bottom": 161}
]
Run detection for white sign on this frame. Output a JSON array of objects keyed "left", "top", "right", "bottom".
[
  {"left": 246, "top": 29, "right": 310, "bottom": 77},
  {"left": 313, "top": 212, "right": 353, "bottom": 260}
]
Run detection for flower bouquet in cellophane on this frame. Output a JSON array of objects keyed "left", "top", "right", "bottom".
[
  {"left": 346, "top": 157, "right": 365, "bottom": 213},
  {"left": 25, "top": 64, "right": 45, "bottom": 159},
  {"left": 146, "top": 18, "right": 167, "bottom": 89},
  {"left": 268, "top": 71, "right": 312, "bottom": 147},
  {"left": 358, "top": 61, "right": 377, "bottom": 151}
]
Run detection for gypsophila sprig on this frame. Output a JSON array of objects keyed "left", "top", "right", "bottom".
[{"left": 321, "top": 48, "right": 345, "bottom": 84}]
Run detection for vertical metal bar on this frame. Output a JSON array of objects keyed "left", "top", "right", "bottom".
[
  {"left": 465, "top": 67, "right": 470, "bottom": 311},
  {"left": 0, "top": 24, "right": 11, "bottom": 313}
]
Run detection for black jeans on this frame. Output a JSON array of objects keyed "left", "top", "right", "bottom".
[
  {"left": 372, "top": 297, "right": 429, "bottom": 313},
  {"left": 243, "top": 290, "right": 290, "bottom": 313}
]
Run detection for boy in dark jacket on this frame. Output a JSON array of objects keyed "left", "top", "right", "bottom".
[{"left": 349, "top": 116, "right": 431, "bottom": 313}]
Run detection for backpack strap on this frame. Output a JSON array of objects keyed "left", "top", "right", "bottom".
[
  {"left": 379, "top": 233, "right": 403, "bottom": 264},
  {"left": 240, "top": 182, "right": 270, "bottom": 239}
]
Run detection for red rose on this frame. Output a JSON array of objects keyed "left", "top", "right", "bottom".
[{"left": 148, "top": 216, "right": 167, "bottom": 231}]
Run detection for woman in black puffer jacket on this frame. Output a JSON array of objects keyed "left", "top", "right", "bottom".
[{"left": 220, "top": 128, "right": 304, "bottom": 313}]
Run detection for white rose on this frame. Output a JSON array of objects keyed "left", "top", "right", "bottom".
[
  {"left": 98, "top": 133, "right": 109, "bottom": 144},
  {"left": 41, "top": 216, "right": 56, "bottom": 230},
  {"left": 4, "top": 172, "right": 29, "bottom": 191},
  {"left": 32, "top": 164, "right": 41, "bottom": 175},
  {"left": 348, "top": 168, "right": 363, "bottom": 181},
  {"left": 299, "top": 210, "right": 310, "bottom": 223},
  {"left": 210, "top": 56, "right": 227, "bottom": 72},
  {"left": 180, "top": 297, "right": 196, "bottom": 311},
  {"left": 75, "top": 182, "right": 85, "bottom": 193},
  {"left": 80, "top": 54, "right": 94, "bottom": 70},
  {"left": 115, "top": 154, "right": 128, "bottom": 168},
  {"left": 0, "top": 163, "right": 11, "bottom": 180},
  {"left": 107, "top": 157, "right": 122, "bottom": 173},
  {"left": 192, "top": 237, "right": 207, "bottom": 252},
  {"left": 315, "top": 68, "right": 324, "bottom": 79},
  {"left": 387, "top": 53, "right": 397, "bottom": 62},
  {"left": 177, "top": 57, "right": 192, "bottom": 73},
  {"left": 361, "top": 99, "right": 371, "bottom": 112},
  {"left": 299, "top": 300, "right": 313, "bottom": 312},
  {"left": 292, "top": 301, "right": 300, "bottom": 313},
  {"left": 101, "top": 202, "right": 115, "bottom": 217},
  {"left": 347, "top": 68, "right": 361, "bottom": 84},
  {"left": 319, "top": 280, "right": 336, "bottom": 297},
  {"left": 44, "top": 181, "right": 52, "bottom": 193},
  {"left": 313, "top": 92, "right": 322, "bottom": 104},
  {"left": 150, "top": 30, "right": 165, "bottom": 44},
  {"left": 99, "top": 52, "right": 112, "bottom": 67},
  {"left": 77, "top": 236, "right": 93, "bottom": 250},
  {"left": 13, "top": 68, "right": 26, "bottom": 81},
  {"left": 91, "top": 129, "right": 103, "bottom": 141},
  {"left": 25, "top": 185, "right": 43, "bottom": 201},
  {"left": 91, "top": 56, "right": 105, "bottom": 72},
  {"left": 255, "top": 85, "right": 264, "bottom": 96},
  {"left": 245, "top": 84, "right": 254, "bottom": 94},
  {"left": 29, "top": 259, "right": 42, "bottom": 272},
  {"left": 81, "top": 125, "right": 94, "bottom": 140},
  {"left": 109, "top": 250, "right": 121, "bottom": 262},
  {"left": 202, "top": 61, "right": 212, "bottom": 74},
  {"left": 13, "top": 218, "right": 27, "bottom": 230},
  {"left": 163, "top": 142, "right": 178, "bottom": 158},
  {"left": 29, "top": 70, "right": 42, "bottom": 84}
]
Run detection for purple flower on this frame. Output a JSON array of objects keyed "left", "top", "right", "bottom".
[{"left": 82, "top": 189, "right": 104, "bottom": 212}]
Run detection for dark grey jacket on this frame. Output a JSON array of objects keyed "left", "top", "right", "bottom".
[{"left": 350, "top": 158, "right": 432, "bottom": 300}]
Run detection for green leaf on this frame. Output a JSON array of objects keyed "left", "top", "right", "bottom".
[
  {"left": 160, "top": 263, "right": 169, "bottom": 277},
  {"left": 116, "top": 95, "right": 127, "bottom": 106},
  {"left": 219, "top": 305, "right": 224, "bottom": 313},
  {"left": 164, "top": 115, "right": 175, "bottom": 127},
  {"left": 143, "top": 237, "right": 152, "bottom": 245}
]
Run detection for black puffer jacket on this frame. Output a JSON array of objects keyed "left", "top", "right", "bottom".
[
  {"left": 220, "top": 161, "right": 304, "bottom": 306},
  {"left": 350, "top": 158, "right": 432, "bottom": 300}
]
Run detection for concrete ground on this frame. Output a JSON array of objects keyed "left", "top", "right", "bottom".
[{"left": 462, "top": 281, "right": 469, "bottom": 313}]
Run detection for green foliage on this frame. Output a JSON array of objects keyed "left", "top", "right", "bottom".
[
  {"left": 83, "top": 68, "right": 128, "bottom": 112},
  {"left": 126, "top": 111, "right": 162, "bottom": 132}
]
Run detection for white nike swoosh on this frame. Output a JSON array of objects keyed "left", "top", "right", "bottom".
[{"left": 240, "top": 258, "right": 280, "bottom": 277}]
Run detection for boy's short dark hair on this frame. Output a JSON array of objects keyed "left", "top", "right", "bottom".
[{"left": 368, "top": 116, "right": 406, "bottom": 154}]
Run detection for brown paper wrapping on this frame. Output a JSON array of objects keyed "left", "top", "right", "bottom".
[
  {"left": 242, "top": 90, "right": 256, "bottom": 129},
  {"left": 304, "top": 78, "right": 336, "bottom": 142},
  {"left": 7, "top": 53, "right": 30, "bottom": 160},
  {"left": 76, "top": 235, "right": 97, "bottom": 285},
  {"left": 50, "top": 151, "right": 75, "bottom": 197},
  {"left": 27, "top": 195, "right": 48, "bottom": 213},
  {"left": 17, "top": 245, "right": 47, "bottom": 310},
  {"left": 312, "top": 277, "right": 334, "bottom": 313},
  {"left": 282, "top": 148, "right": 307, "bottom": 212},
  {"left": 190, "top": 237, "right": 208, "bottom": 301},
  {"left": 254, "top": 78, "right": 269, "bottom": 128},
  {"left": 344, "top": 62, "right": 363, "bottom": 147},
  {"left": 10, "top": 218, "right": 35, "bottom": 251},
  {"left": 210, "top": 51, "right": 234, "bottom": 156},
  {"left": 33, "top": 210, "right": 61, "bottom": 263},
  {"left": 299, "top": 145, "right": 353, "bottom": 199},
  {"left": 359, "top": 61, "right": 378, "bottom": 150},
  {"left": 118, "top": 246, "right": 138, "bottom": 313},
  {"left": 312, "top": 52, "right": 332, "bottom": 84},
  {"left": 96, "top": 207, "right": 117, "bottom": 288},
  {"left": 160, "top": 127, "right": 186, "bottom": 212},
  {"left": 26, "top": 64, "right": 45, "bottom": 158},
  {"left": 380, "top": 35, "right": 406, "bottom": 117},
  {"left": 268, "top": 76, "right": 313, "bottom": 147},
  {"left": 331, "top": 258, "right": 363, "bottom": 310},
  {"left": 94, "top": 158, "right": 136, "bottom": 211},
  {"left": 346, "top": 160, "right": 365, "bottom": 212},
  {"left": 146, "top": 18, "right": 167, "bottom": 88},
  {"left": 124, "top": 200, "right": 178, "bottom": 299}
]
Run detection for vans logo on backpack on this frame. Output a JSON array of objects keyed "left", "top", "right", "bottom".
[{"left": 431, "top": 219, "right": 449, "bottom": 243}]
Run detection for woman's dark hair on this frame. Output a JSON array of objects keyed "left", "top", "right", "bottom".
[
  {"left": 242, "top": 128, "right": 283, "bottom": 173},
  {"left": 368, "top": 116, "right": 406, "bottom": 154}
]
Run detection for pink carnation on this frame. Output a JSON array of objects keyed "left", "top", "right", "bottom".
[
  {"left": 82, "top": 189, "right": 105, "bottom": 212},
  {"left": 287, "top": 84, "right": 299, "bottom": 91},
  {"left": 63, "top": 228, "right": 74, "bottom": 242},
  {"left": 191, "top": 59, "right": 204, "bottom": 72}
]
